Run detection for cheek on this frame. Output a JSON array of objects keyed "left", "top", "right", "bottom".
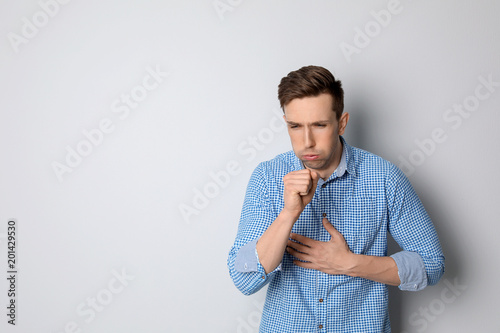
[
  {"left": 317, "top": 130, "right": 336, "bottom": 147},
  {"left": 288, "top": 130, "right": 303, "bottom": 143}
]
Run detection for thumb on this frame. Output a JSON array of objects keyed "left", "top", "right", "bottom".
[
  {"left": 322, "top": 218, "right": 341, "bottom": 240},
  {"left": 310, "top": 170, "right": 319, "bottom": 189}
]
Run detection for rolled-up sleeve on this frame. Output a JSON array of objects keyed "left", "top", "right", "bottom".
[
  {"left": 227, "top": 162, "right": 281, "bottom": 296},
  {"left": 235, "top": 239, "right": 259, "bottom": 272},
  {"left": 391, "top": 250, "right": 427, "bottom": 291},
  {"left": 386, "top": 165, "right": 445, "bottom": 290}
]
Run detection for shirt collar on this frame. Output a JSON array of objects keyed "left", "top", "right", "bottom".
[{"left": 342, "top": 136, "right": 357, "bottom": 178}]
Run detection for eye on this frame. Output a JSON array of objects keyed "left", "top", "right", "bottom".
[{"left": 315, "top": 124, "right": 326, "bottom": 128}]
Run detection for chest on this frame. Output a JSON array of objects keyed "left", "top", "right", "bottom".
[{"left": 276, "top": 176, "right": 388, "bottom": 255}]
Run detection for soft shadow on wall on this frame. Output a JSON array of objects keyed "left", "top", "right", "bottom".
[{"left": 346, "top": 95, "right": 462, "bottom": 333}]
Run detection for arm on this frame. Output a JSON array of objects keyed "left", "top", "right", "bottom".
[
  {"left": 227, "top": 163, "right": 274, "bottom": 296},
  {"left": 386, "top": 165, "right": 445, "bottom": 288},
  {"left": 256, "top": 169, "right": 319, "bottom": 273},
  {"left": 227, "top": 164, "right": 318, "bottom": 295},
  {"left": 348, "top": 254, "right": 400, "bottom": 286},
  {"left": 228, "top": 166, "right": 319, "bottom": 295},
  {"left": 255, "top": 210, "right": 297, "bottom": 274}
]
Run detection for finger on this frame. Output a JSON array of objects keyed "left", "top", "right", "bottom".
[
  {"left": 286, "top": 246, "right": 309, "bottom": 261},
  {"left": 302, "top": 170, "right": 319, "bottom": 199},
  {"left": 292, "top": 260, "right": 315, "bottom": 270},
  {"left": 294, "top": 169, "right": 314, "bottom": 176},
  {"left": 284, "top": 176, "right": 315, "bottom": 196},
  {"left": 298, "top": 169, "right": 312, "bottom": 196},
  {"left": 289, "top": 233, "right": 314, "bottom": 246},
  {"left": 287, "top": 239, "right": 310, "bottom": 254},
  {"left": 310, "top": 170, "right": 320, "bottom": 183},
  {"left": 286, "top": 180, "right": 313, "bottom": 196},
  {"left": 284, "top": 169, "right": 314, "bottom": 181},
  {"left": 299, "top": 189, "right": 310, "bottom": 196},
  {"left": 293, "top": 170, "right": 311, "bottom": 196}
]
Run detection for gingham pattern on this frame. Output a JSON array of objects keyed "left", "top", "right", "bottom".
[{"left": 227, "top": 137, "right": 445, "bottom": 333}]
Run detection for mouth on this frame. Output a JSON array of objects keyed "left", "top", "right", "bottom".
[{"left": 302, "top": 154, "right": 319, "bottom": 161}]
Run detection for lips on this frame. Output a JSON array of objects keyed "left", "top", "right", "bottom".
[{"left": 303, "top": 155, "right": 319, "bottom": 161}]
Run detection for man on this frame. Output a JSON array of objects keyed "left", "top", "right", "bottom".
[{"left": 227, "top": 65, "right": 445, "bottom": 332}]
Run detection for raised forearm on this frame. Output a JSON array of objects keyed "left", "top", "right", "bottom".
[
  {"left": 257, "top": 169, "right": 319, "bottom": 274},
  {"left": 256, "top": 211, "right": 297, "bottom": 274}
]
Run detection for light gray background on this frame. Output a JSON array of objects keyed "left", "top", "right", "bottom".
[{"left": 1, "top": 0, "right": 499, "bottom": 332}]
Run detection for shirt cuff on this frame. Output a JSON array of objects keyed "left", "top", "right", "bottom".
[
  {"left": 235, "top": 239, "right": 259, "bottom": 272},
  {"left": 235, "top": 239, "right": 283, "bottom": 276},
  {"left": 391, "top": 251, "right": 428, "bottom": 291}
]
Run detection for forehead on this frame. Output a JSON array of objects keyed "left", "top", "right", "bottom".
[{"left": 283, "top": 93, "right": 335, "bottom": 122}]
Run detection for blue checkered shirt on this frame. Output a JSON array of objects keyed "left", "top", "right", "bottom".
[{"left": 227, "top": 137, "right": 445, "bottom": 332}]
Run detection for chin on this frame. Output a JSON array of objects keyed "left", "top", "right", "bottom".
[{"left": 302, "top": 160, "right": 325, "bottom": 170}]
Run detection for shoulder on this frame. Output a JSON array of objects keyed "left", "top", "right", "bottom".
[
  {"left": 349, "top": 145, "right": 398, "bottom": 176},
  {"left": 251, "top": 151, "right": 297, "bottom": 183},
  {"left": 350, "top": 144, "right": 413, "bottom": 196},
  {"left": 348, "top": 143, "right": 411, "bottom": 188},
  {"left": 347, "top": 144, "right": 412, "bottom": 199},
  {"left": 256, "top": 150, "right": 298, "bottom": 173},
  {"left": 260, "top": 150, "right": 297, "bottom": 170}
]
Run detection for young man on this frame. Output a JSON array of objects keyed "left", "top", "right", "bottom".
[{"left": 227, "top": 65, "right": 445, "bottom": 332}]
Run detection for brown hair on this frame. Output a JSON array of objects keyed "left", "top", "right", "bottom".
[{"left": 278, "top": 65, "right": 344, "bottom": 119}]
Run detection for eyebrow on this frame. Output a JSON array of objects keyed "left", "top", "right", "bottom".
[{"left": 286, "top": 120, "right": 331, "bottom": 126}]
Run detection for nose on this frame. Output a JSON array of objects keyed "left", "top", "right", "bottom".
[{"left": 304, "top": 126, "right": 315, "bottom": 148}]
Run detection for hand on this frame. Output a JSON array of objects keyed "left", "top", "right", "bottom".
[
  {"left": 282, "top": 169, "right": 319, "bottom": 219},
  {"left": 286, "top": 218, "right": 355, "bottom": 275}
]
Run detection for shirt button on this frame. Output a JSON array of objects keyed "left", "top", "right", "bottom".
[
  {"left": 318, "top": 324, "right": 323, "bottom": 329},
  {"left": 322, "top": 213, "right": 327, "bottom": 218},
  {"left": 319, "top": 298, "right": 323, "bottom": 303},
  {"left": 261, "top": 276, "right": 265, "bottom": 279},
  {"left": 321, "top": 183, "right": 327, "bottom": 188}
]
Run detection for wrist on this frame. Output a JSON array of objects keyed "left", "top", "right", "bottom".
[
  {"left": 344, "top": 253, "right": 362, "bottom": 277},
  {"left": 279, "top": 209, "right": 301, "bottom": 224}
]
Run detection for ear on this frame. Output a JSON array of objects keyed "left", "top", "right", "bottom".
[{"left": 338, "top": 112, "right": 349, "bottom": 136}]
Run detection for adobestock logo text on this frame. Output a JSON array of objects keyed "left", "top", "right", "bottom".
[
  {"left": 51, "top": 65, "right": 169, "bottom": 182},
  {"left": 7, "top": 0, "right": 73, "bottom": 53},
  {"left": 179, "top": 108, "right": 286, "bottom": 224},
  {"left": 340, "top": 0, "right": 404, "bottom": 63},
  {"left": 397, "top": 73, "right": 498, "bottom": 176},
  {"left": 53, "top": 267, "right": 135, "bottom": 333}
]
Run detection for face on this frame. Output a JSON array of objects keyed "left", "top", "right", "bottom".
[{"left": 283, "top": 93, "right": 349, "bottom": 179}]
